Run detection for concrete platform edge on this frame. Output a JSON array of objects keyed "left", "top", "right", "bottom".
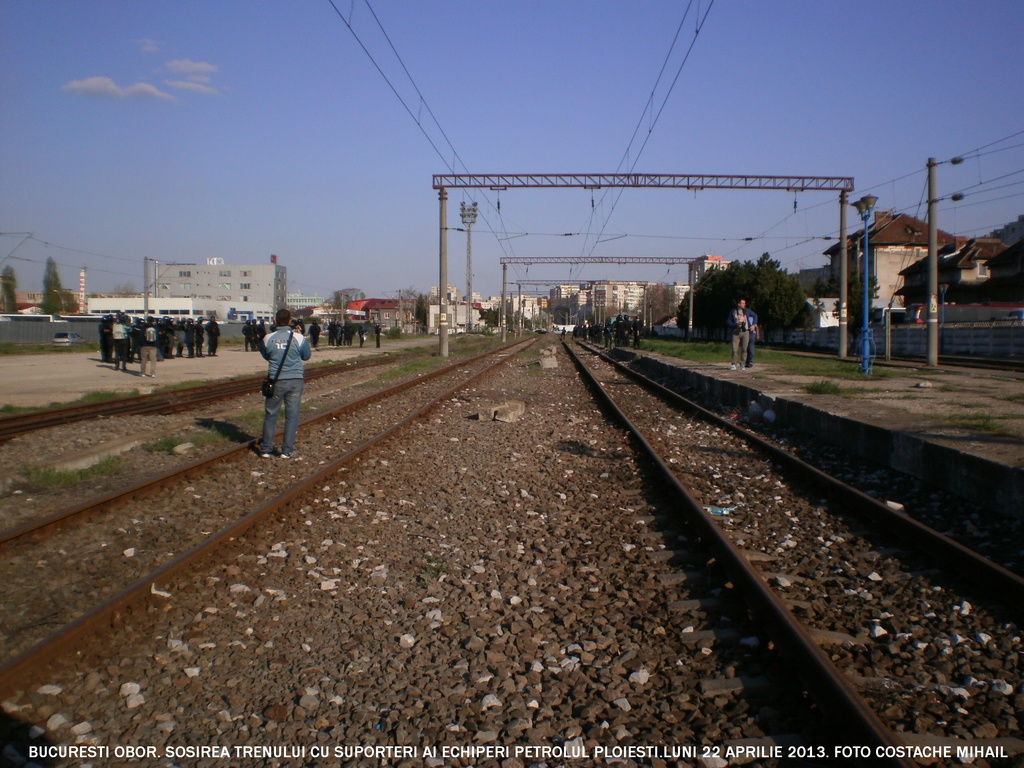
[{"left": 611, "top": 349, "right": 1024, "bottom": 520}]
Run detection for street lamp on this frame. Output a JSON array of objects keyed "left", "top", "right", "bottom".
[
  {"left": 852, "top": 194, "right": 878, "bottom": 374},
  {"left": 460, "top": 202, "right": 478, "bottom": 333}
]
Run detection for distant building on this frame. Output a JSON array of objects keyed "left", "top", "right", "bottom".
[
  {"left": 800, "top": 298, "right": 839, "bottom": 328},
  {"left": 824, "top": 211, "right": 955, "bottom": 310},
  {"left": 147, "top": 256, "right": 286, "bottom": 318},
  {"left": 287, "top": 292, "right": 326, "bottom": 310},
  {"left": 86, "top": 296, "right": 266, "bottom": 320},
  {"left": 983, "top": 239, "right": 1024, "bottom": 302},
  {"left": 897, "top": 238, "right": 1003, "bottom": 305},
  {"left": 690, "top": 254, "right": 730, "bottom": 282},
  {"left": 346, "top": 298, "right": 416, "bottom": 330},
  {"left": 85, "top": 257, "right": 285, "bottom": 320},
  {"left": 990, "top": 215, "right": 1024, "bottom": 246}
]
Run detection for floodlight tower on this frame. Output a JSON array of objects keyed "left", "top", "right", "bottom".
[{"left": 460, "top": 201, "right": 478, "bottom": 332}]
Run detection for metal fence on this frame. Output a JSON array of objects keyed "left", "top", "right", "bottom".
[{"left": 0, "top": 320, "right": 245, "bottom": 345}]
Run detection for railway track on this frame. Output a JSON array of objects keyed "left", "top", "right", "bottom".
[
  {"left": 567, "top": 340, "right": 1024, "bottom": 764},
  {"left": 0, "top": 354, "right": 408, "bottom": 444},
  {"left": 2, "top": 339, "right": 1020, "bottom": 767},
  {"left": 0, "top": 341, "right": 531, "bottom": 694}
]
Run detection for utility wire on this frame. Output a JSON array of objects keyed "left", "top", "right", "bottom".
[
  {"left": 325, "top": 0, "right": 517, "bottom": 268},
  {"left": 325, "top": 0, "right": 450, "bottom": 171},
  {"left": 581, "top": 0, "right": 717, "bottom": 259}
]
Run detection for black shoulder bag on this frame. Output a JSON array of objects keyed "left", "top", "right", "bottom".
[{"left": 261, "top": 330, "right": 294, "bottom": 398}]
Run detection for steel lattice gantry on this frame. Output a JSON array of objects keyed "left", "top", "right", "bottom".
[
  {"left": 433, "top": 172, "right": 855, "bottom": 353},
  {"left": 433, "top": 173, "right": 853, "bottom": 192},
  {"left": 499, "top": 256, "right": 696, "bottom": 266}
]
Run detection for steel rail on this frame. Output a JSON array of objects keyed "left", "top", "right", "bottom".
[
  {"left": 0, "top": 355, "right": 403, "bottom": 442},
  {"left": 583, "top": 342, "right": 1024, "bottom": 611},
  {"left": 0, "top": 340, "right": 532, "bottom": 699},
  {"left": 0, "top": 343, "right": 519, "bottom": 549},
  {"left": 563, "top": 341, "right": 918, "bottom": 767}
]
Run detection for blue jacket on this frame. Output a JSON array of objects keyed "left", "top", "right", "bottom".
[
  {"left": 726, "top": 307, "right": 755, "bottom": 333},
  {"left": 260, "top": 328, "right": 311, "bottom": 380}
]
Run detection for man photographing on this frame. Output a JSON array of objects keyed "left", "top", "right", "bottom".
[{"left": 257, "top": 309, "right": 312, "bottom": 459}]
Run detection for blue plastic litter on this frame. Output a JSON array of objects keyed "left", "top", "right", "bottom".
[{"left": 704, "top": 503, "right": 744, "bottom": 516}]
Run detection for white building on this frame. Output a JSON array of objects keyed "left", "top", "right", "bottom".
[
  {"left": 84, "top": 296, "right": 275, "bottom": 322},
  {"left": 287, "top": 292, "right": 326, "bottom": 310},
  {"left": 85, "top": 257, "right": 285, "bottom": 320},
  {"left": 426, "top": 302, "right": 480, "bottom": 333},
  {"left": 149, "top": 256, "right": 286, "bottom": 319}
]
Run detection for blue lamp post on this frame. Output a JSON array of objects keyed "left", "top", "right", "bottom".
[{"left": 852, "top": 194, "right": 878, "bottom": 374}]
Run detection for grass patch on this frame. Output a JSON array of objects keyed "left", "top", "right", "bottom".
[
  {"left": 379, "top": 358, "right": 442, "bottom": 381},
  {"left": 22, "top": 455, "right": 123, "bottom": 488},
  {"left": 145, "top": 421, "right": 238, "bottom": 453},
  {"left": 154, "top": 380, "right": 208, "bottom": 393},
  {"left": 934, "top": 413, "right": 1010, "bottom": 434},
  {"left": 644, "top": 339, "right": 904, "bottom": 380},
  {"left": 236, "top": 409, "right": 267, "bottom": 432},
  {"left": 804, "top": 380, "right": 843, "bottom": 396},
  {"left": 419, "top": 553, "right": 446, "bottom": 583},
  {"left": 79, "top": 390, "right": 132, "bottom": 404}
]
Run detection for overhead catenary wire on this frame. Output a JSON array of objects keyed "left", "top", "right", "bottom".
[
  {"left": 580, "top": 0, "right": 717, "bottom": 261},
  {"left": 326, "top": 0, "right": 523, "bottom": 267}
]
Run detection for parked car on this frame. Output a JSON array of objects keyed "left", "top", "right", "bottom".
[{"left": 52, "top": 332, "right": 87, "bottom": 346}]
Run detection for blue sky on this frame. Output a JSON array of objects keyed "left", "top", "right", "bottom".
[{"left": 2, "top": 0, "right": 1023, "bottom": 303}]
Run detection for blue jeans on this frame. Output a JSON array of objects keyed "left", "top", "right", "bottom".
[{"left": 261, "top": 378, "right": 304, "bottom": 455}]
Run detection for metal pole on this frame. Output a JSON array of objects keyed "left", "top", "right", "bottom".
[
  {"left": 926, "top": 158, "right": 939, "bottom": 366},
  {"left": 686, "top": 264, "right": 695, "bottom": 340},
  {"left": 501, "top": 263, "right": 507, "bottom": 342},
  {"left": 438, "top": 188, "right": 449, "bottom": 357},
  {"left": 461, "top": 202, "right": 478, "bottom": 333},
  {"left": 517, "top": 283, "right": 523, "bottom": 333},
  {"left": 143, "top": 257, "right": 150, "bottom": 317},
  {"left": 838, "top": 191, "right": 848, "bottom": 358}
]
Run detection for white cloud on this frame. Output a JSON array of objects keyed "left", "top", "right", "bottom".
[
  {"left": 137, "top": 38, "right": 162, "bottom": 53},
  {"left": 166, "top": 59, "right": 218, "bottom": 77},
  {"left": 62, "top": 76, "right": 174, "bottom": 101},
  {"left": 165, "top": 80, "right": 219, "bottom": 96}
]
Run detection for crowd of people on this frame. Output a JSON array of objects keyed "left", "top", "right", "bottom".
[
  {"left": 98, "top": 314, "right": 224, "bottom": 376},
  {"left": 571, "top": 314, "right": 645, "bottom": 349},
  {"left": 566, "top": 302, "right": 761, "bottom": 371},
  {"left": 97, "top": 313, "right": 387, "bottom": 378}
]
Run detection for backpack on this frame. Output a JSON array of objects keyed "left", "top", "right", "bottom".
[{"left": 145, "top": 326, "right": 157, "bottom": 343}]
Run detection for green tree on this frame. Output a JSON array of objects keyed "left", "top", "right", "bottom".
[
  {"left": 746, "top": 253, "right": 806, "bottom": 335},
  {"left": 679, "top": 254, "right": 807, "bottom": 339},
  {"left": 41, "top": 258, "right": 66, "bottom": 314},
  {"left": 479, "top": 307, "right": 499, "bottom": 328},
  {"left": 413, "top": 292, "right": 430, "bottom": 328},
  {"left": 846, "top": 270, "right": 879, "bottom": 331},
  {"left": 0, "top": 265, "right": 16, "bottom": 313}
]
